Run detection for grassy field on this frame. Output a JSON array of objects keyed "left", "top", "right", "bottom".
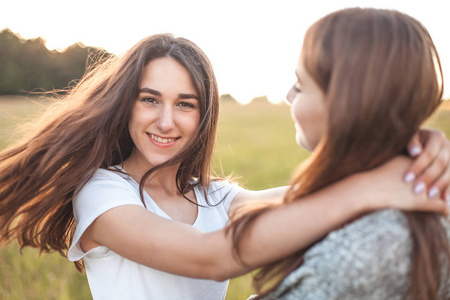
[{"left": 0, "top": 96, "right": 449, "bottom": 299}]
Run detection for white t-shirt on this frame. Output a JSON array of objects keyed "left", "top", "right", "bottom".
[{"left": 67, "top": 168, "right": 244, "bottom": 300}]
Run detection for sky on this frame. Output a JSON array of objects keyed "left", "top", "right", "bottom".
[{"left": 1, "top": 0, "right": 449, "bottom": 103}]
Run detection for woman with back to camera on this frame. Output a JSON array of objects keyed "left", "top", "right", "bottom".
[
  {"left": 0, "top": 33, "right": 450, "bottom": 299},
  {"left": 231, "top": 8, "right": 450, "bottom": 300}
]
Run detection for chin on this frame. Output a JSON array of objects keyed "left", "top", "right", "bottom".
[{"left": 296, "top": 136, "right": 312, "bottom": 152}]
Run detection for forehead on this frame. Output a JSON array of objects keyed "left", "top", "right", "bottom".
[{"left": 140, "top": 57, "right": 197, "bottom": 94}]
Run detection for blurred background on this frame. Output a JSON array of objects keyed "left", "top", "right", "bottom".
[{"left": 1, "top": 0, "right": 449, "bottom": 103}]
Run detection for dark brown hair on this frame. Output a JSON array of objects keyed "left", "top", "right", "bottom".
[
  {"left": 230, "top": 8, "right": 448, "bottom": 299},
  {"left": 0, "top": 34, "right": 219, "bottom": 270}
]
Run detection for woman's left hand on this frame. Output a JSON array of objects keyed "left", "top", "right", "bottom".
[{"left": 405, "top": 128, "right": 450, "bottom": 203}]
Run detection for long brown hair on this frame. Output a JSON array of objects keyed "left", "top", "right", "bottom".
[
  {"left": 230, "top": 8, "right": 448, "bottom": 299},
  {"left": 0, "top": 34, "right": 219, "bottom": 270}
]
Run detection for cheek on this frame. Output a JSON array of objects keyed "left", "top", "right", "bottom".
[
  {"left": 194, "top": 112, "right": 201, "bottom": 128},
  {"left": 127, "top": 106, "right": 152, "bottom": 140},
  {"left": 180, "top": 112, "right": 201, "bottom": 134},
  {"left": 290, "top": 99, "right": 304, "bottom": 125},
  {"left": 290, "top": 98, "right": 327, "bottom": 150},
  {"left": 128, "top": 110, "right": 144, "bottom": 132}
]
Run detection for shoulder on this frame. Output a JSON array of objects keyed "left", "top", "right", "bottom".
[
  {"left": 77, "top": 168, "right": 136, "bottom": 195},
  {"left": 319, "top": 209, "right": 411, "bottom": 274},
  {"left": 196, "top": 179, "right": 244, "bottom": 207},
  {"left": 73, "top": 168, "right": 142, "bottom": 217},
  {"left": 87, "top": 168, "right": 131, "bottom": 185},
  {"left": 314, "top": 209, "right": 412, "bottom": 286},
  {"left": 69, "top": 169, "right": 144, "bottom": 261},
  {"left": 320, "top": 209, "right": 411, "bottom": 259},
  {"left": 207, "top": 179, "right": 242, "bottom": 194},
  {"left": 266, "top": 209, "right": 412, "bottom": 300}
]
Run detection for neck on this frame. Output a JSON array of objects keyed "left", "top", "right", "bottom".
[{"left": 122, "top": 155, "right": 181, "bottom": 196}]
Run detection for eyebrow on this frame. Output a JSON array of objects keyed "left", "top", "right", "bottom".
[{"left": 139, "top": 87, "right": 199, "bottom": 100}]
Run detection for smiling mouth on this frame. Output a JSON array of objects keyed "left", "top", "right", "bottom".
[{"left": 148, "top": 133, "right": 180, "bottom": 144}]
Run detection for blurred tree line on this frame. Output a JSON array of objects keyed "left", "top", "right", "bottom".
[{"left": 0, "top": 28, "right": 110, "bottom": 95}]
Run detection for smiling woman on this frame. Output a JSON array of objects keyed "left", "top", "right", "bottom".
[{"left": 125, "top": 57, "right": 201, "bottom": 172}]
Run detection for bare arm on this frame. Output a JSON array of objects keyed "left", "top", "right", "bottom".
[
  {"left": 85, "top": 181, "right": 368, "bottom": 281},
  {"left": 82, "top": 157, "right": 447, "bottom": 281}
]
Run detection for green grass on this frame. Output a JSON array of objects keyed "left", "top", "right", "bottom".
[
  {"left": 0, "top": 243, "right": 90, "bottom": 300},
  {"left": 0, "top": 96, "right": 449, "bottom": 299},
  {"left": 214, "top": 100, "right": 309, "bottom": 189}
]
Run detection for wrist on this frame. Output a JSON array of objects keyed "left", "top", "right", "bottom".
[{"left": 346, "top": 172, "right": 386, "bottom": 213}]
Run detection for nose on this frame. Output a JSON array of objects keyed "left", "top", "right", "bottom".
[
  {"left": 286, "top": 86, "right": 296, "bottom": 105},
  {"left": 156, "top": 105, "right": 175, "bottom": 132}
]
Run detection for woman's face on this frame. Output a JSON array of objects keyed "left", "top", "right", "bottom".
[
  {"left": 127, "top": 57, "right": 200, "bottom": 169},
  {"left": 286, "top": 55, "right": 327, "bottom": 151}
]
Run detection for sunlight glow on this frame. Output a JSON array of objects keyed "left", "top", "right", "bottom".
[{"left": 1, "top": 0, "right": 449, "bottom": 102}]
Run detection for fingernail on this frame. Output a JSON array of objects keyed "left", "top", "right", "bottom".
[
  {"left": 404, "top": 172, "right": 415, "bottom": 183},
  {"left": 446, "top": 194, "right": 450, "bottom": 207},
  {"left": 414, "top": 182, "right": 426, "bottom": 194},
  {"left": 428, "top": 186, "right": 439, "bottom": 198},
  {"left": 409, "top": 146, "right": 422, "bottom": 157}
]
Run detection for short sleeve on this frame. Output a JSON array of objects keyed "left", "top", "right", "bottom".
[
  {"left": 67, "top": 169, "right": 144, "bottom": 262},
  {"left": 207, "top": 180, "right": 244, "bottom": 212}
]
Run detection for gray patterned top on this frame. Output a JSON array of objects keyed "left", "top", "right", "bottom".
[{"left": 257, "top": 209, "right": 450, "bottom": 300}]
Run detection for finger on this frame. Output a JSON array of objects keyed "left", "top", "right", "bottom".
[
  {"left": 406, "top": 132, "right": 422, "bottom": 157},
  {"left": 404, "top": 131, "right": 444, "bottom": 184},
  {"left": 444, "top": 185, "right": 450, "bottom": 205},
  {"left": 413, "top": 145, "right": 450, "bottom": 195},
  {"left": 427, "top": 156, "right": 450, "bottom": 200},
  {"left": 416, "top": 199, "right": 449, "bottom": 216},
  {"left": 409, "top": 190, "right": 449, "bottom": 215}
]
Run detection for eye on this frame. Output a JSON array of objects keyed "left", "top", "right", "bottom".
[
  {"left": 142, "top": 97, "right": 158, "bottom": 104},
  {"left": 293, "top": 84, "right": 302, "bottom": 93},
  {"left": 178, "top": 101, "right": 196, "bottom": 109}
]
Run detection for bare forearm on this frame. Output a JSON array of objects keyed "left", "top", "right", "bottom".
[
  {"left": 233, "top": 156, "right": 442, "bottom": 267},
  {"left": 141, "top": 223, "right": 249, "bottom": 280},
  {"left": 234, "top": 174, "right": 373, "bottom": 267}
]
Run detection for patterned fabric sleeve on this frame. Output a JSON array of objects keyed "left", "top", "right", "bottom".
[{"left": 260, "top": 209, "right": 415, "bottom": 300}]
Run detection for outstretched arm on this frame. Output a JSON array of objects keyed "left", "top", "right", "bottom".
[{"left": 81, "top": 157, "right": 446, "bottom": 281}]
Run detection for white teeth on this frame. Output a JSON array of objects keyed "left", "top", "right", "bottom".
[{"left": 151, "top": 134, "right": 176, "bottom": 144}]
